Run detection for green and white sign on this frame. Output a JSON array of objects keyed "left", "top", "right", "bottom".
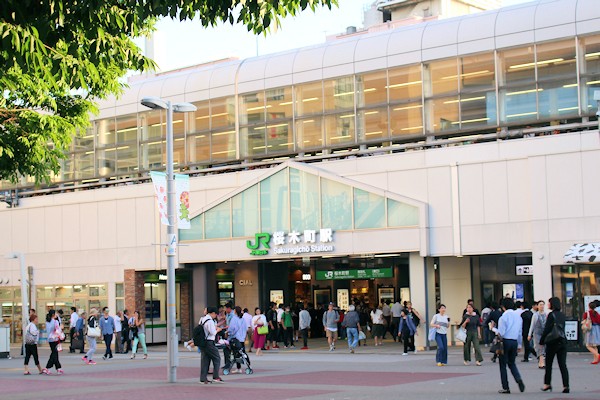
[
  {"left": 316, "top": 267, "right": 393, "bottom": 280},
  {"left": 246, "top": 228, "right": 335, "bottom": 256}
]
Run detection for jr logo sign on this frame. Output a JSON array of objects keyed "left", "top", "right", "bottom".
[{"left": 246, "top": 233, "right": 271, "bottom": 255}]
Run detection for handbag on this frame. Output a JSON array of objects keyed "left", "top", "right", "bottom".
[
  {"left": 257, "top": 325, "right": 268, "bottom": 335},
  {"left": 56, "top": 342, "right": 63, "bottom": 352},
  {"left": 456, "top": 327, "right": 467, "bottom": 342},
  {"left": 581, "top": 313, "right": 592, "bottom": 333},
  {"left": 87, "top": 325, "right": 101, "bottom": 338},
  {"left": 25, "top": 323, "right": 37, "bottom": 345},
  {"left": 428, "top": 327, "right": 437, "bottom": 341},
  {"left": 490, "top": 336, "right": 504, "bottom": 355},
  {"left": 358, "top": 330, "right": 366, "bottom": 340},
  {"left": 544, "top": 322, "right": 566, "bottom": 344}
]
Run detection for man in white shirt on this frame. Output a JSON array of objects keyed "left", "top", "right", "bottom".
[
  {"left": 68, "top": 307, "right": 78, "bottom": 353},
  {"left": 492, "top": 298, "right": 525, "bottom": 394},
  {"left": 200, "top": 307, "right": 224, "bottom": 384},
  {"left": 382, "top": 300, "right": 391, "bottom": 339},
  {"left": 113, "top": 310, "right": 123, "bottom": 353},
  {"left": 391, "top": 301, "right": 403, "bottom": 342},
  {"left": 242, "top": 308, "right": 253, "bottom": 352},
  {"left": 276, "top": 304, "right": 284, "bottom": 344}
]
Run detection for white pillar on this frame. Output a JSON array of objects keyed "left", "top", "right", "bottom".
[
  {"left": 409, "top": 253, "right": 427, "bottom": 349},
  {"left": 532, "top": 243, "right": 552, "bottom": 303}
]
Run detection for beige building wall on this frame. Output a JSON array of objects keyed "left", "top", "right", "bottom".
[{"left": 438, "top": 256, "right": 471, "bottom": 325}]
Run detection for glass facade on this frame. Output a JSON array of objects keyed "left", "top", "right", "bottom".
[
  {"left": 8, "top": 35, "right": 599, "bottom": 189},
  {"left": 181, "top": 166, "right": 419, "bottom": 240}
]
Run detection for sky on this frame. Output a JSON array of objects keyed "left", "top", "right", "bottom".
[{"left": 145, "top": 0, "right": 530, "bottom": 72}]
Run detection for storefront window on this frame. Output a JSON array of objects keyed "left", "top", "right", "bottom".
[
  {"left": 260, "top": 169, "right": 289, "bottom": 233},
  {"left": 321, "top": 178, "right": 352, "bottom": 230},
  {"left": 89, "top": 284, "right": 107, "bottom": 297},
  {"left": 205, "top": 200, "right": 231, "bottom": 239},
  {"left": 290, "top": 168, "right": 320, "bottom": 231},
  {"left": 387, "top": 199, "right": 418, "bottom": 227},
  {"left": 232, "top": 185, "right": 259, "bottom": 237},
  {"left": 354, "top": 188, "right": 385, "bottom": 229}
]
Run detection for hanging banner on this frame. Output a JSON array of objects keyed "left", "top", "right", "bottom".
[
  {"left": 175, "top": 173, "right": 191, "bottom": 229},
  {"left": 149, "top": 171, "right": 169, "bottom": 226}
]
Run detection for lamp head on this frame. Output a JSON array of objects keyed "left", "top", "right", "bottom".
[{"left": 140, "top": 97, "right": 168, "bottom": 110}]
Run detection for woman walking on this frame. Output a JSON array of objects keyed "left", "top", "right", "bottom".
[
  {"left": 398, "top": 309, "right": 417, "bottom": 356},
  {"left": 460, "top": 303, "right": 483, "bottom": 366},
  {"left": 582, "top": 301, "right": 600, "bottom": 364},
  {"left": 24, "top": 314, "right": 43, "bottom": 375},
  {"left": 370, "top": 304, "right": 385, "bottom": 346},
  {"left": 83, "top": 309, "right": 99, "bottom": 365},
  {"left": 131, "top": 310, "right": 148, "bottom": 359},
  {"left": 42, "top": 310, "right": 63, "bottom": 375},
  {"left": 528, "top": 300, "right": 547, "bottom": 369},
  {"left": 540, "top": 297, "right": 569, "bottom": 393},
  {"left": 431, "top": 304, "right": 450, "bottom": 366},
  {"left": 252, "top": 307, "right": 267, "bottom": 356}
]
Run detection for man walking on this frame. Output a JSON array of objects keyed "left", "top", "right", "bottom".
[
  {"left": 100, "top": 307, "right": 115, "bottom": 360},
  {"left": 492, "top": 298, "right": 526, "bottom": 394},
  {"left": 114, "top": 311, "right": 123, "bottom": 354},
  {"left": 323, "top": 302, "right": 340, "bottom": 352},
  {"left": 121, "top": 309, "right": 131, "bottom": 354},
  {"left": 520, "top": 302, "right": 536, "bottom": 362},
  {"left": 343, "top": 305, "right": 361, "bottom": 353},
  {"left": 200, "top": 307, "right": 224, "bottom": 384},
  {"left": 391, "top": 300, "right": 402, "bottom": 342},
  {"left": 68, "top": 307, "right": 78, "bottom": 353},
  {"left": 299, "top": 304, "right": 311, "bottom": 350}
]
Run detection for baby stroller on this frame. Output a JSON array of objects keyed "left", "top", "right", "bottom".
[{"left": 221, "top": 338, "right": 253, "bottom": 375}]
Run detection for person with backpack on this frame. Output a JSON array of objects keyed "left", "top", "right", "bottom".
[
  {"left": 200, "top": 307, "right": 225, "bottom": 384},
  {"left": 405, "top": 301, "right": 421, "bottom": 352}
]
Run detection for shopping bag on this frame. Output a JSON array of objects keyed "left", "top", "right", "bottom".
[{"left": 456, "top": 327, "right": 467, "bottom": 342}]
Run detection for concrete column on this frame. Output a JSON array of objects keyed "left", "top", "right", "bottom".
[
  {"left": 532, "top": 243, "right": 552, "bottom": 303},
  {"left": 409, "top": 253, "right": 428, "bottom": 349},
  {"left": 439, "top": 256, "right": 471, "bottom": 328},
  {"left": 192, "top": 264, "right": 209, "bottom": 325}
]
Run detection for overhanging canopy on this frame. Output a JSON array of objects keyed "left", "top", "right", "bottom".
[{"left": 563, "top": 243, "right": 600, "bottom": 263}]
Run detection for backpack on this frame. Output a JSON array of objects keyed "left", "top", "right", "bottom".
[{"left": 192, "top": 320, "right": 208, "bottom": 348}]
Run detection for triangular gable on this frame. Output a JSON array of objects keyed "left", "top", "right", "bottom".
[{"left": 181, "top": 160, "right": 428, "bottom": 251}]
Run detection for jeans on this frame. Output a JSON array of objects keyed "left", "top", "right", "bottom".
[
  {"left": 300, "top": 328, "right": 309, "bottom": 348},
  {"left": 435, "top": 333, "right": 447, "bottom": 364},
  {"left": 103, "top": 333, "right": 113, "bottom": 357},
  {"left": 86, "top": 337, "right": 97, "bottom": 360},
  {"left": 499, "top": 339, "right": 522, "bottom": 390},
  {"left": 347, "top": 328, "right": 359, "bottom": 349},
  {"left": 132, "top": 332, "right": 147, "bottom": 355},
  {"left": 200, "top": 340, "right": 221, "bottom": 382},
  {"left": 544, "top": 341, "right": 569, "bottom": 388},
  {"left": 464, "top": 330, "right": 483, "bottom": 362}
]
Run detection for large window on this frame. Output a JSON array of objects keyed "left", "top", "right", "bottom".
[{"left": 295, "top": 82, "right": 323, "bottom": 116}]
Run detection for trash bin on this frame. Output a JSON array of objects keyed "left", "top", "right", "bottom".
[{"left": 0, "top": 324, "right": 10, "bottom": 359}]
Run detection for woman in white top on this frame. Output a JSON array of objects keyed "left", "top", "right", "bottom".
[
  {"left": 24, "top": 314, "right": 43, "bottom": 375},
  {"left": 370, "top": 306, "right": 384, "bottom": 346},
  {"left": 430, "top": 304, "right": 450, "bottom": 366},
  {"left": 251, "top": 307, "right": 268, "bottom": 356}
]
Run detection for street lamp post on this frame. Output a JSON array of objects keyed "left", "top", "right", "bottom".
[
  {"left": 5, "top": 252, "right": 28, "bottom": 356},
  {"left": 141, "top": 97, "right": 196, "bottom": 383}
]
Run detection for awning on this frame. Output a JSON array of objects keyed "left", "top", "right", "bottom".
[{"left": 563, "top": 243, "right": 600, "bottom": 263}]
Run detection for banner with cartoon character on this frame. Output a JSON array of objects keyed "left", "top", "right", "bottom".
[
  {"left": 149, "top": 171, "right": 169, "bottom": 226},
  {"left": 175, "top": 173, "right": 191, "bottom": 229}
]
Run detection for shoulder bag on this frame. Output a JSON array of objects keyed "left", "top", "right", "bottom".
[
  {"left": 581, "top": 312, "right": 592, "bottom": 333},
  {"left": 428, "top": 327, "right": 437, "bottom": 341},
  {"left": 257, "top": 325, "right": 269, "bottom": 335},
  {"left": 490, "top": 336, "right": 504, "bottom": 355},
  {"left": 87, "top": 318, "right": 101, "bottom": 338},
  {"left": 544, "top": 321, "right": 566, "bottom": 345}
]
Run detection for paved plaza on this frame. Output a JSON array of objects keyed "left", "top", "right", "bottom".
[{"left": 1, "top": 339, "right": 599, "bottom": 399}]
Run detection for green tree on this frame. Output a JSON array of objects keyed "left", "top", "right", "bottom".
[{"left": 0, "top": 0, "right": 336, "bottom": 184}]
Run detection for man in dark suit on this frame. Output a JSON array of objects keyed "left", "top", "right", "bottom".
[
  {"left": 484, "top": 302, "right": 503, "bottom": 362},
  {"left": 520, "top": 301, "right": 536, "bottom": 362}
]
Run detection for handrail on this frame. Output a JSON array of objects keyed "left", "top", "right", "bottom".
[{"left": 1, "top": 120, "right": 597, "bottom": 201}]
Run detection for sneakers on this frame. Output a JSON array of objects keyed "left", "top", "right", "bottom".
[
  {"left": 102, "top": 355, "right": 107, "bottom": 360},
  {"left": 131, "top": 354, "right": 136, "bottom": 359},
  {"left": 350, "top": 349, "right": 355, "bottom": 354},
  {"left": 273, "top": 345, "right": 280, "bottom": 349},
  {"left": 81, "top": 356, "right": 87, "bottom": 362},
  {"left": 402, "top": 352, "right": 408, "bottom": 356},
  {"left": 86, "top": 360, "right": 97, "bottom": 365},
  {"left": 212, "top": 378, "right": 225, "bottom": 384},
  {"left": 57, "top": 369, "right": 64, "bottom": 375},
  {"left": 200, "top": 380, "right": 211, "bottom": 384},
  {"left": 42, "top": 368, "right": 51, "bottom": 375},
  {"left": 437, "top": 362, "right": 443, "bottom": 367},
  {"left": 329, "top": 344, "right": 334, "bottom": 352},
  {"left": 301, "top": 346, "right": 308, "bottom": 350}
]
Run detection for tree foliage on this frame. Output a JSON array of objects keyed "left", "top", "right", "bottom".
[{"left": 0, "top": 0, "right": 336, "bottom": 184}]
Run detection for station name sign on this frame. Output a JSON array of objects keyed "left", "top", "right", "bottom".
[
  {"left": 246, "top": 228, "right": 335, "bottom": 256},
  {"left": 316, "top": 267, "right": 393, "bottom": 280}
]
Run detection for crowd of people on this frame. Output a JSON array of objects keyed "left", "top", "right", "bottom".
[
  {"left": 20, "top": 295, "right": 600, "bottom": 394},
  {"left": 23, "top": 306, "right": 150, "bottom": 375},
  {"left": 431, "top": 297, "right": 600, "bottom": 394}
]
